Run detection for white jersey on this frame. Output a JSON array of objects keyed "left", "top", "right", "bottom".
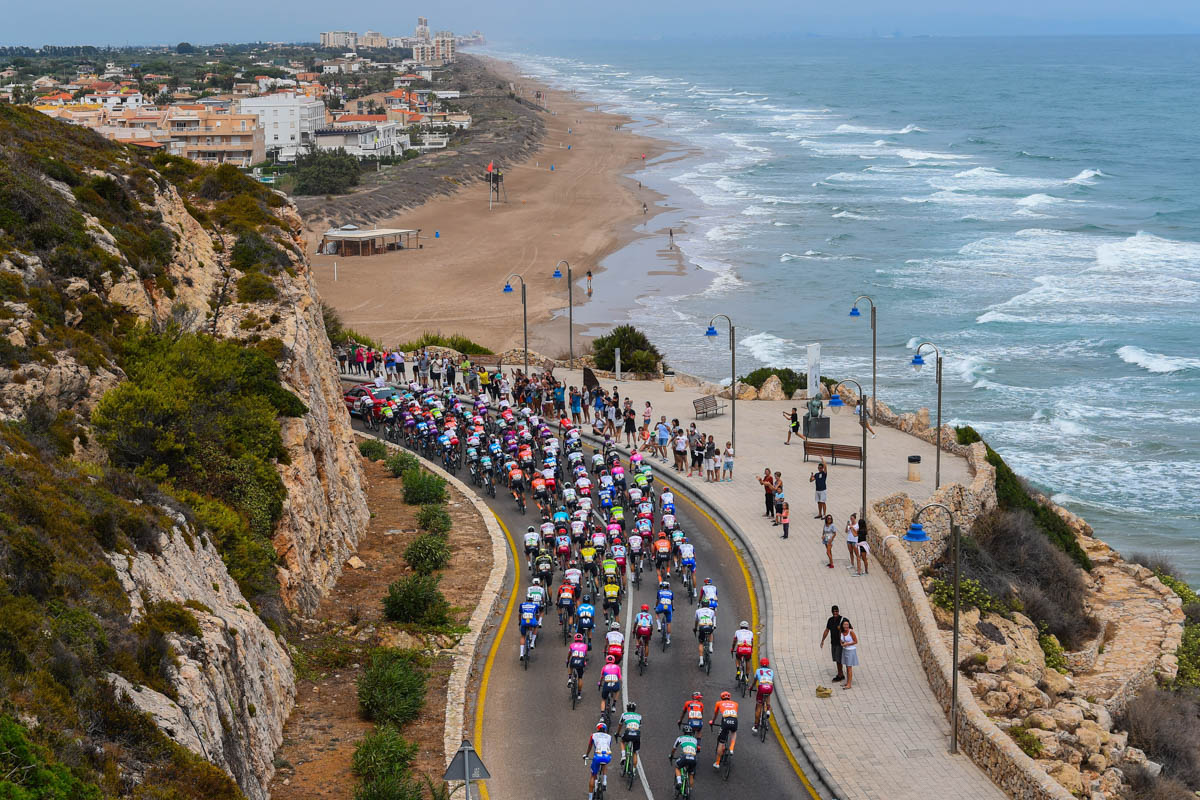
[
  {"left": 628, "top": 534, "right": 643, "bottom": 553},
  {"left": 591, "top": 732, "right": 613, "bottom": 756},
  {"left": 700, "top": 584, "right": 718, "bottom": 604},
  {"left": 540, "top": 522, "right": 555, "bottom": 536},
  {"left": 524, "top": 531, "right": 539, "bottom": 548},
  {"left": 599, "top": 474, "right": 614, "bottom": 488},
  {"left": 734, "top": 629, "right": 754, "bottom": 648},
  {"left": 570, "top": 519, "right": 586, "bottom": 536},
  {"left": 576, "top": 477, "right": 592, "bottom": 492},
  {"left": 606, "top": 630, "right": 625, "bottom": 648},
  {"left": 592, "top": 531, "right": 607, "bottom": 549},
  {"left": 695, "top": 607, "right": 716, "bottom": 628},
  {"left": 660, "top": 492, "right": 674, "bottom": 508},
  {"left": 542, "top": 467, "right": 555, "bottom": 481},
  {"left": 662, "top": 514, "right": 677, "bottom": 530},
  {"left": 679, "top": 543, "right": 695, "bottom": 560},
  {"left": 564, "top": 567, "right": 582, "bottom": 586}
]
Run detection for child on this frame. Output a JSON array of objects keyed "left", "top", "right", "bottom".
[
  {"left": 721, "top": 442, "right": 734, "bottom": 482},
  {"left": 780, "top": 502, "right": 790, "bottom": 539}
]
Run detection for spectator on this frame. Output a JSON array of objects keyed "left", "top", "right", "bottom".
[
  {"left": 672, "top": 428, "right": 689, "bottom": 471},
  {"left": 810, "top": 459, "right": 829, "bottom": 519},
  {"left": 396, "top": 350, "right": 406, "bottom": 381},
  {"left": 570, "top": 386, "right": 583, "bottom": 425},
  {"left": 721, "top": 441, "right": 734, "bottom": 482},
  {"left": 704, "top": 435, "right": 718, "bottom": 482},
  {"left": 639, "top": 424, "right": 652, "bottom": 451},
  {"left": 839, "top": 620, "right": 859, "bottom": 689},
  {"left": 819, "top": 606, "right": 846, "bottom": 682},
  {"left": 478, "top": 366, "right": 491, "bottom": 397},
  {"left": 772, "top": 472, "right": 785, "bottom": 525},
  {"left": 430, "top": 355, "right": 443, "bottom": 388},
  {"left": 845, "top": 514, "right": 860, "bottom": 574},
  {"left": 445, "top": 357, "right": 457, "bottom": 388},
  {"left": 655, "top": 416, "right": 671, "bottom": 462},
  {"left": 354, "top": 346, "right": 365, "bottom": 374},
  {"left": 853, "top": 514, "right": 870, "bottom": 576},
  {"left": 780, "top": 502, "right": 791, "bottom": 539},
  {"left": 623, "top": 405, "right": 637, "bottom": 447},
  {"left": 821, "top": 515, "right": 837, "bottom": 569},
  {"left": 364, "top": 348, "right": 375, "bottom": 375},
  {"left": 336, "top": 347, "right": 348, "bottom": 374},
  {"left": 605, "top": 397, "right": 619, "bottom": 439},
  {"left": 783, "top": 407, "right": 800, "bottom": 445},
  {"left": 758, "top": 468, "right": 775, "bottom": 517},
  {"left": 643, "top": 401, "right": 653, "bottom": 433}
]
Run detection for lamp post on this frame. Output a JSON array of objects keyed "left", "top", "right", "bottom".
[
  {"left": 703, "top": 314, "right": 736, "bottom": 451},
  {"left": 551, "top": 260, "right": 574, "bottom": 363},
  {"left": 910, "top": 341, "right": 943, "bottom": 489},
  {"left": 502, "top": 273, "right": 528, "bottom": 375},
  {"left": 849, "top": 295, "right": 877, "bottom": 424},
  {"left": 829, "top": 379, "right": 868, "bottom": 523},
  {"left": 906, "top": 503, "right": 961, "bottom": 754}
]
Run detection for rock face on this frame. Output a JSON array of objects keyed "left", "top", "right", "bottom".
[
  {"left": 108, "top": 520, "right": 295, "bottom": 800},
  {"left": 757, "top": 374, "right": 786, "bottom": 401}
]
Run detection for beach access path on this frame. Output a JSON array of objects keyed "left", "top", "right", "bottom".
[{"left": 551, "top": 369, "right": 1006, "bottom": 800}]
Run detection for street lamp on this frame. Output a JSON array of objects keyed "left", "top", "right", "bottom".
[
  {"left": 704, "top": 314, "right": 736, "bottom": 451},
  {"left": 849, "top": 295, "right": 877, "bottom": 425},
  {"left": 830, "top": 379, "right": 868, "bottom": 523},
  {"left": 908, "top": 503, "right": 961, "bottom": 754},
  {"left": 502, "top": 273, "right": 528, "bottom": 375},
  {"left": 551, "top": 260, "right": 574, "bottom": 363},
  {"left": 910, "top": 341, "right": 943, "bottom": 489}
]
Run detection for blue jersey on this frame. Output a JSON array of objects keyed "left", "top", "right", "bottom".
[
  {"left": 553, "top": 511, "right": 570, "bottom": 525},
  {"left": 518, "top": 601, "right": 540, "bottom": 629},
  {"left": 577, "top": 603, "right": 596, "bottom": 628},
  {"left": 657, "top": 588, "right": 674, "bottom": 608}
]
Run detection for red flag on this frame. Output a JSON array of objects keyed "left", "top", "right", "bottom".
[{"left": 487, "top": 161, "right": 494, "bottom": 173}]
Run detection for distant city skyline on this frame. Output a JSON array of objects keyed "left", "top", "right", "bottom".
[{"left": 2, "top": 0, "right": 1199, "bottom": 47}]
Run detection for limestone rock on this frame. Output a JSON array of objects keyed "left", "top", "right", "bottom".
[
  {"left": 1048, "top": 762, "right": 1085, "bottom": 795},
  {"left": 1029, "top": 728, "right": 1061, "bottom": 758},
  {"left": 790, "top": 388, "right": 807, "bottom": 401},
  {"left": 719, "top": 382, "right": 758, "bottom": 401},
  {"left": 915, "top": 407, "right": 931, "bottom": 432},
  {"left": 1026, "top": 711, "right": 1057, "bottom": 730},
  {"left": 1053, "top": 704, "right": 1086, "bottom": 731},
  {"left": 758, "top": 374, "right": 786, "bottom": 401},
  {"left": 347, "top": 555, "right": 366, "bottom": 570},
  {"left": 1085, "top": 752, "right": 1107, "bottom": 773},
  {"left": 1075, "top": 726, "right": 1103, "bottom": 751},
  {"left": 984, "top": 645, "right": 1008, "bottom": 673},
  {"left": 1039, "top": 668, "right": 1073, "bottom": 696}
]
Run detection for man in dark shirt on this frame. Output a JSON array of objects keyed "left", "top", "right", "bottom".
[
  {"left": 810, "top": 459, "right": 829, "bottom": 519},
  {"left": 819, "top": 605, "right": 846, "bottom": 682}
]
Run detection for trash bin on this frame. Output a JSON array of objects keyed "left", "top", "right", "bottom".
[
  {"left": 663, "top": 372, "right": 675, "bottom": 392},
  {"left": 907, "top": 455, "right": 921, "bottom": 482}
]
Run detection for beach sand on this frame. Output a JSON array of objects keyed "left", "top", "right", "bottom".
[{"left": 310, "top": 57, "right": 668, "bottom": 357}]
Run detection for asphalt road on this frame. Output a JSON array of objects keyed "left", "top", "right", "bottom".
[{"left": 346, "top": 401, "right": 806, "bottom": 799}]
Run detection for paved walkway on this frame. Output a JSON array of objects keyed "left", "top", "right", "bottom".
[{"left": 549, "top": 370, "right": 1006, "bottom": 800}]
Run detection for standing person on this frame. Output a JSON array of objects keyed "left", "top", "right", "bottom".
[
  {"left": 856, "top": 521, "right": 871, "bottom": 576},
  {"left": 553, "top": 381, "right": 567, "bottom": 420},
  {"left": 642, "top": 401, "right": 653, "bottom": 433},
  {"left": 704, "top": 435, "right": 718, "bottom": 482},
  {"left": 688, "top": 425, "right": 704, "bottom": 479},
  {"left": 336, "top": 347, "right": 348, "bottom": 375},
  {"left": 430, "top": 355, "right": 442, "bottom": 388},
  {"left": 673, "top": 428, "right": 689, "bottom": 472},
  {"left": 570, "top": 386, "right": 583, "bottom": 426},
  {"left": 396, "top": 350, "right": 407, "bottom": 382},
  {"left": 821, "top": 515, "right": 837, "bottom": 568},
  {"left": 772, "top": 472, "right": 785, "bottom": 525},
  {"left": 586, "top": 270, "right": 593, "bottom": 294},
  {"left": 757, "top": 469, "right": 775, "bottom": 518},
  {"left": 783, "top": 407, "right": 801, "bottom": 445},
  {"left": 845, "top": 514, "right": 860, "bottom": 574},
  {"left": 354, "top": 345, "right": 364, "bottom": 375},
  {"left": 593, "top": 389, "right": 606, "bottom": 429},
  {"left": 819, "top": 606, "right": 846, "bottom": 682},
  {"left": 721, "top": 441, "right": 735, "bottom": 482},
  {"left": 839, "top": 620, "right": 859, "bottom": 689},
  {"left": 418, "top": 351, "right": 431, "bottom": 387},
  {"left": 444, "top": 357, "right": 456, "bottom": 389},
  {"left": 655, "top": 417, "right": 671, "bottom": 463},
  {"left": 478, "top": 366, "right": 491, "bottom": 398},
  {"left": 623, "top": 405, "right": 637, "bottom": 448},
  {"left": 810, "top": 459, "right": 829, "bottom": 519},
  {"left": 780, "top": 502, "right": 791, "bottom": 539},
  {"left": 606, "top": 397, "right": 619, "bottom": 440},
  {"left": 364, "top": 347, "right": 375, "bottom": 376}
]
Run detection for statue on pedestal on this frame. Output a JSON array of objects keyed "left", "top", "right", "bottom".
[{"left": 805, "top": 392, "right": 823, "bottom": 422}]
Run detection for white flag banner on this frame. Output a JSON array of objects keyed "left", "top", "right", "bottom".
[{"left": 806, "top": 343, "right": 821, "bottom": 397}]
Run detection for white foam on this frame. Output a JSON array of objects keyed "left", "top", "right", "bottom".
[
  {"left": 1066, "top": 168, "right": 1107, "bottom": 186},
  {"left": 833, "top": 123, "right": 925, "bottom": 135},
  {"left": 740, "top": 332, "right": 798, "bottom": 365},
  {"left": 1116, "top": 346, "right": 1200, "bottom": 374},
  {"left": 1015, "top": 193, "right": 1067, "bottom": 208},
  {"left": 929, "top": 167, "right": 1059, "bottom": 192},
  {"left": 832, "top": 209, "right": 880, "bottom": 220},
  {"left": 896, "top": 148, "right": 972, "bottom": 162}
]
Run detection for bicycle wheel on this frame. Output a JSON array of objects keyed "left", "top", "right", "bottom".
[
  {"left": 661, "top": 628, "right": 668, "bottom": 653},
  {"left": 570, "top": 677, "right": 578, "bottom": 710},
  {"left": 759, "top": 709, "right": 769, "bottom": 742},
  {"left": 722, "top": 750, "right": 733, "bottom": 782},
  {"left": 705, "top": 652, "right": 711, "bottom": 675},
  {"left": 625, "top": 744, "right": 636, "bottom": 789},
  {"left": 522, "top": 636, "right": 529, "bottom": 671}
]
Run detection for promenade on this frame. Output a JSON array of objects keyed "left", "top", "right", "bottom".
[{"left": 552, "top": 369, "right": 1006, "bottom": 800}]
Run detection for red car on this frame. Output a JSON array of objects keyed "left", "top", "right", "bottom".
[{"left": 343, "top": 383, "right": 401, "bottom": 416}]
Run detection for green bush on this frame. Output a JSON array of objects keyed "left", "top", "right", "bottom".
[
  {"left": 385, "top": 450, "right": 419, "bottom": 478},
  {"left": 405, "top": 534, "right": 451, "bottom": 574},
  {"left": 355, "top": 773, "right": 426, "bottom": 800},
  {"left": 0, "top": 714, "right": 103, "bottom": 800},
  {"left": 402, "top": 468, "right": 446, "bottom": 505},
  {"left": 1039, "top": 627, "right": 1069, "bottom": 673},
  {"left": 929, "top": 577, "right": 1004, "bottom": 616},
  {"left": 955, "top": 425, "right": 983, "bottom": 445},
  {"left": 359, "top": 439, "right": 388, "bottom": 462},
  {"left": 293, "top": 149, "right": 361, "bottom": 195},
  {"left": 352, "top": 725, "right": 418, "bottom": 781},
  {"left": 592, "top": 325, "right": 661, "bottom": 373},
  {"left": 357, "top": 648, "right": 428, "bottom": 726},
  {"left": 383, "top": 575, "right": 451, "bottom": 627},
  {"left": 1006, "top": 724, "right": 1044, "bottom": 758},
  {"left": 739, "top": 367, "right": 837, "bottom": 395},
  {"left": 415, "top": 503, "right": 451, "bottom": 535},
  {"left": 236, "top": 272, "right": 278, "bottom": 303},
  {"left": 395, "top": 332, "right": 493, "bottom": 355}
]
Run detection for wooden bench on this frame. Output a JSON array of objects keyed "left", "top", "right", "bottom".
[
  {"left": 803, "top": 439, "right": 864, "bottom": 468},
  {"left": 693, "top": 394, "right": 728, "bottom": 419}
]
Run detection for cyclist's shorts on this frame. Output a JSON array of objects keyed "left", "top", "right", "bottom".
[
  {"left": 559, "top": 596, "right": 574, "bottom": 608},
  {"left": 675, "top": 755, "right": 696, "bottom": 771},
  {"left": 511, "top": 479, "right": 525, "bottom": 492},
  {"left": 721, "top": 716, "right": 738, "bottom": 733},
  {"left": 736, "top": 645, "right": 754, "bottom": 658},
  {"left": 655, "top": 605, "right": 673, "bottom": 623},
  {"left": 569, "top": 656, "right": 586, "bottom": 672},
  {"left": 590, "top": 753, "right": 612, "bottom": 775},
  {"left": 622, "top": 732, "right": 641, "bottom": 751},
  {"left": 578, "top": 617, "right": 594, "bottom": 630},
  {"left": 682, "top": 558, "right": 696, "bottom": 569},
  {"left": 756, "top": 685, "right": 774, "bottom": 700},
  {"left": 600, "top": 681, "right": 621, "bottom": 698},
  {"left": 697, "top": 625, "right": 713, "bottom": 643},
  {"left": 519, "top": 622, "right": 536, "bottom": 635},
  {"left": 525, "top": 543, "right": 538, "bottom": 553}
]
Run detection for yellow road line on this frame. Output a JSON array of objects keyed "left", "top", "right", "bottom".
[
  {"left": 472, "top": 511, "right": 521, "bottom": 800},
  {"left": 667, "top": 483, "right": 822, "bottom": 800}
]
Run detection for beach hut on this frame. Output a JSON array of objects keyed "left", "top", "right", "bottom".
[{"left": 318, "top": 224, "right": 421, "bottom": 256}]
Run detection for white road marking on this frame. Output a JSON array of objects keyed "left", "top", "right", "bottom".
[{"left": 622, "top": 569, "right": 656, "bottom": 800}]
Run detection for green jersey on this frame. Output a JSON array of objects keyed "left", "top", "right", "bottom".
[
  {"left": 674, "top": 734, "right": 699, "bottom": 759},
  {"left": 619, "top": 711, "right": 642, "bottom": 736}
]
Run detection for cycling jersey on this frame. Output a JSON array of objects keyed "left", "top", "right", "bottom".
[
  {"left": 606, "top": 630, "right": 625, "bottom": 649},
  {"left": 564, "top": 567, "right": 582, "bottom": 586},
  {"left": 518, "top": 601, "right": 540, "bottom": 631},
  {"left": 540, "top": 522, "right": 555, "bottom": 537},
  {"left": 602, "top": 559, "right": 619, "bottom": 577},
  {"left": 653, "top": 538, "right": 671, "bottom": 559},
  {"left": 603, "top": 582, "right": 620, "bottom": 603},
  {"left": 553, "top": 510, "right": 570, "bottom": 525},
  {"left": 619, "top": 711, "right": 643, "bottom": 740},
  {"left": 754, "top": 667, "right": 775, "bottom": 695},
  {"left": 555, "top": 534, "right": 571, "bottom": 553},
  {"left": 577, "top": 604, "right": 595, "bottom": 630},
  {"left": 714, "top": 699, "right": 739, "bottom": 730},
  {"left": 673, "top": 734, "right": 699, "bottom": 763},
  {"left": 681, "top": 700, "right": 704, "bottom": 729},
  {"left": 733, "top": 629, "right": 754, "bottom": 655},
  {"left": 700, "top": 585, "right": 718, "bottom": 605},
  {"left": 523, "top": 532, "right": 539, "bottom": 551},
  {"left": 628, "top": 534, "right": 643, "bottom": 553},
  {"left": 694, "top": 607, "right": 716, "bottom": 630},
  {"left": 589, "top": 732, "right": 613, "bottom": 775},
  {"left": 679, "top": 543, "right": 695, "bottom": 563},
  {"left": 599, "top": 663, "right": 622, "bottom": 694},
  {"left": 568, "top": 641, "right": 588, "bottom": 663},
  {"left": 634, "top": 612, "right": 654, "bottom": 638},
  {"left": 558, "top": 584, "right": 576, "bottom": 605},
  {"left": 570, "top": 519, "right": 586, "bottom": 537},
  {"left": 580, "top": 547, "right": 598, "bottom": 566},
  {"left": 610, "top": 544, "right": 627, "bottom": 563},
  {"left": 527, "top": 586, "right": 546, "bottom": 606}
]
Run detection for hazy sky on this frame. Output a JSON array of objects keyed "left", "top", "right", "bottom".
[{"left": 3, "top": 0, "right": 1199, "bottom": 46}]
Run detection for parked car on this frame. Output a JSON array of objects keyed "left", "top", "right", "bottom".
[{"left": 343, "top": 383, "right": 400, "bottom": 416}]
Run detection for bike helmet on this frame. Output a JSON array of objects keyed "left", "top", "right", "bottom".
[
  {"left": 739, "top": 620, "right": 750, "bottom": 629},
  {"left": 574, "top": 633, "right": 584, "bottom": 643},
  {"left": 704, "top": 577, "right": 712, "bottom": 585},
  {"left": 660, "top": 581, "right": 670, "bottom": 589},
  {"left": 720, "top": 691, "right": 731, "bottom": 700},
  {"left": 609, "top": 621, "right": 620, "bottom": 631},
  {"left": 582, "top": 595, "right": 591, "bottom": 603},
  {"left": 626, "top": 702, "right": 637, "bottom": 712},
  {"left": 596, "top": 721, "right": 607, "bottom": 732},
  {"left": 691, "top": 691, "right": 703, "bottom": 700},
  {"left": 527, "top": 525, "right": 536, "bottom": 534},
  {"left": 700, "top": 598, "right": 710, "bottom": 608},
  {"left": 641, "top": 604, "right": 650, "bottom": 612},
  {"left": 532, "top": 578, "right": 541, "bottom": 586},
  {"left": 605, "top": 655, "right": 615, "bottom": 664},
  {"left": 760, "top": 657, "right": 770, "bottom": 667}
]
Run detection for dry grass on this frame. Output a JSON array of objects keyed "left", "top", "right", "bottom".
[{"left": 1120, "top": 689, "right": 1200, "bottom": 791}]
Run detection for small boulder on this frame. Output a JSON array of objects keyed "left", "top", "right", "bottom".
[
  {"left": 1026, "top": 711, "right": 1057, "bottom": 731},
  {"left": 1048, "top": 762, "right": 1085, "bottom": 795},
  {"left": 346, "top": 555, "right": 366, "bottom": 570},
  {"left": 790, "top": 388, "right": 807, "bottom": 401},
  {"left": 984, "top": 645, "right": 1008, "bottom": 673},
  {"left": 1039, "top": 669, "right": 1073, "bottom": 697},
  {"left": 1075, "top": 726, "right": 1103, "bottom": 752},
  {"left": 1053, "top": 704, "right": 1086, "bottom": 731},
  {"left": 758, "top": 374, "right": 786, "bottom": 401},
  {"left": 1007, "top": 672, "right": 1038, "bottom": 691},
  {"left": 981, "top": 691, "right": 1010, "bottom": 715},
  {"left": 915, "top": 407, "right": 931, "bottom": 431},
  {"left": 1085, "top": 753, "right": 1108, "bottom": 773}
]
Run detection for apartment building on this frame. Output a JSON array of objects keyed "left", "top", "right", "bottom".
[
  {"left": 433, "top": 32, "right": 456, "bottom": 63},
  {"left": 166, "top": 107, "right": 264, "bottom": 166},
  {"left": 313, "top": 120, "right": 407, "bottom": 158},
  {"left": 319, "top": 30, "right": 357, "bottom": 49},
  {"left": 238, "top": 92, "right": 326, "bottom": 161},
  {"left": 359, "top": 30, "right": 388, "bottom": 48}
]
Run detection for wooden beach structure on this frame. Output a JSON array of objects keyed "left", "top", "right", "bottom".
[{"left": 318, "top": 224, "right": 421, "bottom": 256}]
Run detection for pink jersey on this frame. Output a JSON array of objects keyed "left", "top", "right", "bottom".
[
  {"left": 569, "top": 641, "right": 588, "bottom": 660},
  {"left": 600, "top": 663, "right": 622, "bottom": 686}
]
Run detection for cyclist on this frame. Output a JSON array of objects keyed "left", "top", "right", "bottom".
[
  {"left": 534, "top": 549, "right": 555, "bottom": 591},
  {"left": 678, "top": 692, "right": 705, "bottom": 744},
  {"left": 709, "top": 691, "right": 739, "bottom": 769},
  {"left": 670, "top": 726, "right": 700, "bottom": 791},
  {"left": 577, "top": 594, "right": 596, "bottom": 649},
  {"left": 694, "top": 602, "right": 717, "bottom": 668},
  {"left": 660, "top": 488, "right": 675, "bottom": 513},
  {"left": 509, "top": 462, "right": 525, "bottom": 500},
  {"left": 602, "top": 576, "right": 621, "bottom": 623},
  {"left": 700, "top": 577, "right": 718, "bottom": 610},
  {"left": 580, "top": 542, "right": 600, "bottom": 589},
  {"left": 609, "top": 537, "right": 627, "bottom": 577},
  {"left": 653, "top": 533, "right": 672, "bottom": 583},
  {"left": 554, "top": 528, "right": 572, "bottom": 570},
  {"left": 617, "top": 702, "right": 643, "bottom": 775},
  {"left": 605, "top": 620, "right": 625, "bottom": 663},
  {"left": 601, "top": 554, "right": 621, "bottom": 592},
  {"left": 598, "top": 655, "right": 622, "bottom": 716},
  {"left": 751, "top": 657, "right": 774, "bottom": 733},
  {"left": 563, "top": 559, "right": 583, "bottom": 589},
  {"left": 527, "top": 577, "right": 547, "bottom": 612},
  {"left": 523, "top": 526, "right": 540, "bottom": 569},
  {"left": 731, "top": 621, "right": 755, "bottom": 683},
  {"left": 633, "top": 604, "right": 654, "bottom": 664},
  {"left": 570, "top": 514, "right": 587, "bottom": 545},
  {"left": 678, "top": 537, "right": 696, "bottom": 587},
  {"left": 582, "top": 721, "right": 613, "bottom": 800},
  {"left": 518, "top": 592, "right": 541, "bottom": 659},
  {"left": 531, "top": 471, "right": 549, "bottom": 511},
  {"left": 566, "top": 633, "right": 588, "bottom": 697},
  {"left": 557, "top": 579, "right": 577, "bottom": 629},
  {"left": 655, "top": 581, "right": 674, "bottom": 645}
]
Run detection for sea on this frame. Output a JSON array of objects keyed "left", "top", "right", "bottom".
[{"left": 480, "top": 36, "right": 1200, "bottom": 582}]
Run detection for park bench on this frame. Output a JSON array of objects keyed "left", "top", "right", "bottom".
[
  {"left": 803, "top": 439, "right": 864, "bottom": 468},
  {"left": 693, "top": 394, "right": 728, "bottom": 419}
]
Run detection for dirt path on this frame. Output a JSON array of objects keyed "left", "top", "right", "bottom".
[{"left": 268, "top": 457, "right": 492, "bottom": 798}]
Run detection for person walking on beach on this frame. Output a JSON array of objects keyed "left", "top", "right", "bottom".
[
  {"left": 845, "top": 514, "right": 860, "bottom": 574},
  {"left": 810, "top": 459, "right": 829, "bottom": 519},
  {"left": 783, "top": 407, "right": 801, "bottom": 445},
  {"left": 780, "top": 502, "right": 791, "bottom": 539},
  {"left": 721, "top": 441, "right": 734, "bottom": 482},
  {"left": 669, "top": 228, "right": 674, "bottom": 248},
  {"left": 820, "top": 606, "right": 846, "bottom": 682},
  {"left": 839, "top": 620, "right": 859, "bottom": 689},
  {"left": 821, "top": 515, "right": 837, "bottom": 568},
  {"left": 758, "top": 469, "right": 775, "bottom": 518},
  {"left": 642, "top": 202, "right": 648, "bottom": 215},
  {"left": 586, "top": 270, "right": 593, "bottom": 295},
  {"left": 772, "top": 472, "right": 786, "bottom": 525}
]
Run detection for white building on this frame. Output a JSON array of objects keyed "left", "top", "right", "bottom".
[
  {"left": 238, "top": 92, "right": 327, "bottom": 161},
  {"left": 313, "top": 122, "right": 408, "bottom": 158},
  {"left": 320, "top": 30, "right": 358, "bottom": 49}
]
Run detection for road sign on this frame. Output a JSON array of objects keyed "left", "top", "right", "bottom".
[{"left": 444, "top": 740, "right": 490, "bottom": 800}]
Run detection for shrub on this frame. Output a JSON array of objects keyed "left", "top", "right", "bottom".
[
  {"left": 416, "top": 504, "right": 451, "bottom": 535},
  {"left": 1123, "top": 765, "right": 1196, "bottom": 800},
  {"left": 236, "top": 272, "right": 278, "bottom": 303},
  {"left": 385, "top": 450, "right": 419, "bottom": 478},
  {"left": 1005, "top": 724, "right": 1044, "bottom": 758},
  {"left": 929, "top": 577, "right": 1003, "bottom": 616},
  {"left": 1120, "top": 689, "right": 1200, "bottom": 789},
  {"left": 321, "top": 301, "right": 346, "bottom": 344},
  {"left": 592, "top": 324, "right": 661, "bottom": 373},
  {"left": 383, "top": 575, "right": 451, "bottom": 627},
  {"left": 955, "top": 425, "right": 983, "bottom": 445},
  {"left": 405, "top": 534, "right": 451, "bottom": 574},
  {"left": 395, "top": 331, "right": 493, "bottom": 355},
  {"left": 293, "top": 149, "right": 361, "bottom": 195},
  {"left": 359, "top": 439, "right": 388, "bottom": 462},
  {"left": 0, "top": 714, "right": 103, "bottom": 800},
  {"left": 352, "top": 725, "right": 418, "bottom": 781},
  {"left": 740, "top": 367, "right": 803, "bottom": 397},
  {"left": 1038, "top": 628, "right": 1068, "bottom": 674},
  {"left": 357, "top": 648, "right": 428, "bottom": 727},
  {"left": 355, "top": 773, "right": 425, "bottom": 800},
  {"left": 402, "top": 468, "right": 446, "bottom": 505}
]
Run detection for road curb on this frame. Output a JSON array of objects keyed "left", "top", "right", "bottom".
[{"left": 352, "top": 431, "right": 509, "bottom": 766}]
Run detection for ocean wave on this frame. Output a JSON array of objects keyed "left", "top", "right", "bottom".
[
  {"left": 780, "top": 250, "right": 858, "bottom": 262},
  {"left": 833, "top": 123, "right": 924, "bottom": 135},
  {"left": 1116, "top": 346, "right": 1200, "bottom": 374},
  {"left": 1017, "top": 150, "right": 1056, "bottom": 160},
  {"left": 1066, "top": 168, "right": 1107, "bottom": 186},
  {"left": 929, "top": 167, "right": 1059, "bottom": 192},
  {"left": 740, "top": 331, "right": 799, "bottom": 365},
  {"left": 896, "top": 148, "right": 972, "bottom": 162},
  {"left": 832, "top": 209, "right": 881, "bottom": 220}
]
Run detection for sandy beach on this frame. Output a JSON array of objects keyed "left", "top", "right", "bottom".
[{"left": 310, "top": 56, "right": 670, "bottom": 357}]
